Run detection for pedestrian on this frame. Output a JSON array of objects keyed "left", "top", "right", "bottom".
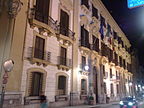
[{"left": 40, "top": 92, "right": 48, "bottom": 108}]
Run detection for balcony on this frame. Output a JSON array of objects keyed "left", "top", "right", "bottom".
[
  {"left": 56, "top": 26, "right": 75, "bottom": 45},
  {"left": 57, "top": 56, "right": 72, "bottom": 71},
  {"left": 79, "top": 40, "right": 91, "bottom": 55},
  {"left": 92, "top": 44, "right": 100, "bottom": 54},
  {"left": 28, "top": 8, "right": 57, "bottom": 35},
  {"left": 27, "top": 47, "right": 51, "bottom": 66}
]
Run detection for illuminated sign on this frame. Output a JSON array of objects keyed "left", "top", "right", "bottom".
[{"left": 128, "top": 0, "right": 144, "bottom": 8}]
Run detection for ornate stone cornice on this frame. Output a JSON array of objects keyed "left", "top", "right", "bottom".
[
  {"left": 7, "top": 0, "right": 23, "bottom": 18},
  {"left": 60, "top": 0, "right": 73, "bottom": 11}
]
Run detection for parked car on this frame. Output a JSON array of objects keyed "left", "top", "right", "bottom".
[{"left": 119, "top": 97, "right": 138, "bottom": 108}]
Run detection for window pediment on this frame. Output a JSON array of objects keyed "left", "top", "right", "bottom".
[{"left": 60, "top": 0, "right": 73, "bottom": 11}]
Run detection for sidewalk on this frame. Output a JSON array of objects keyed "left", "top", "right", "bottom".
[{"left": 62, "top": 102, "right": 119, "bottom": 108}]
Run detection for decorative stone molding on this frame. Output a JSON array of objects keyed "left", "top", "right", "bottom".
[
  {"left": 57, "top": 65, "right": 71, "bottom": 71},
  {"left": 79, "top": 46, "right": 91, "bottom": 56},
  {"left": 116, "top": 65, "right": 121, "bottom": 70},
  {"left": 8, "top": 0, "right": 23, "bottom": 18},
  {"left": 26, "top": 68, "right": 47, "bottom": 96},
  {"left": 100, "top": 56, "right": 108, "bottom": 65},
  {"left": 81, "top": 5, "right": 90, "bottom": 15},
  {"left": 28, "top": 8, "right": 57, "bottom": 36},
  {"left": 109, "top": 62, "right": 115, "bottom": 67},
  {"left": 80, "top": 14, "right": 89, "bottom": 27},
  {"left": 79, "top": 71, "right": 89, "bottom": 76},
  {"left": 60, "top": 0, "right": 73, "bottom": 11},
  {"left": 56, "top": 34, "right": 74, "bottom": 47}
]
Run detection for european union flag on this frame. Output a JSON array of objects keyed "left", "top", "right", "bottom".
[{"left": 99, "top": 23, "right": 104, "bottom": 40}]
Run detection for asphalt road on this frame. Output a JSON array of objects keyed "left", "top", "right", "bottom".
[{"left": 94, "top": 101, "right": 144, "bottom": 108}]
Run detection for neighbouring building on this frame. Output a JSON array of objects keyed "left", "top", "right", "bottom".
[
  {"left": 0, "top": 0, "right": 133, "bottom": 108},
  {"left": 0, "top": 0, "right": 27, "bottom": 107}
]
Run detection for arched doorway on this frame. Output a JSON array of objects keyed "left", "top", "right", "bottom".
[{"left": 58, "top": 75, "right": 67, "bottom": 95}]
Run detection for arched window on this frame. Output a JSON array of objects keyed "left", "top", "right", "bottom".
[
  {"left": 58, "top": 75, "right": 66, "bottom": 95},
  {"left": 81, "top": 79, "right": 87, "bottom": 95},
  {"left": 30, "top": 72, "right": 43, "bottom": 96}
]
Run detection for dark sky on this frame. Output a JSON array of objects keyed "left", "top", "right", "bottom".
[{"left": 101, "top": 0, "right": 144, "bottom": 65}]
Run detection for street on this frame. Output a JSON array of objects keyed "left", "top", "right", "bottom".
[
  {"left": 63, "top": 101, "right": 144, "bottom": 108},
  {"left": 91, "top": 101, "right": 144, "bottom": 108}
]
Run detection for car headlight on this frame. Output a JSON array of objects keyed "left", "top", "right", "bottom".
[
  {"left": 119, "top": 101, "right": 124, "bottom": 105},
  {"left": 128, "top": 102, "right": 133, "bottom": 106}
]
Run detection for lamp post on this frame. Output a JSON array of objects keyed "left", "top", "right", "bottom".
[{"left": 0, "top": 59, "right": 14, "bottom": 108}]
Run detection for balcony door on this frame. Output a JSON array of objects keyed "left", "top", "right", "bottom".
[
  {"left": 58, "top": 75, "right": 66, "bottom": 95},
  {"left": 30, "top": 72, "right": 43, "bottom": 96},
  {"left": 60, "top": 10, "right": 69, "bottom": 36},
  {"left": 35, "top": 0, "right": 50, "bottom": 23},
  {"left": 81, "top": 26, "right": 90, "bottom": 48},
  {"left": 81, "top": 79, "right": 87, "bottom": 95},
  {"left": 34, "top": 36, "right": 45, "bottom": 60},
  {"left": 60, "top": 47, "right": 67, "bottom": 65}
]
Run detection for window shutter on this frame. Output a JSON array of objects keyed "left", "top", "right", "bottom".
[
  {"left": 60, "top": 10, "right": 69, "bottom": 36},
  {"left": 34, "top": 36, "right": 45, "bottom": 59},
  {"left": 30, "top": 72, "right": 43, "bottom": 96},
  {"left": 58, "top": 76, "right": 66, "bottom": 90},
  {"left": 82, "top": 56, "right": 86, "bottom": 69},
  {"left": 43, "top": 0, "right": 50, "bottom": 23},
  {"left": 35, "top": 0, "right": 44, "bottom": 21},
  {"left": 35, "top": 0, "right": 50, "bottom": 23}
]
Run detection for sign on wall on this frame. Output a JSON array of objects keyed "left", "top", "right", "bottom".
[{"left": 128, "top": 0, "right": 144, "bottom": 8}]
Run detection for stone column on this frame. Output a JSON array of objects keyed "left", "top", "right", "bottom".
[{"left": 70, "top": 0, "right": 80, "bottom": 105}]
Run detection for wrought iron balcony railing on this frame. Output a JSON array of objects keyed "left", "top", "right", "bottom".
[
  {"left": 80, "top": 40, "right": 90, "bottom": 49},
  {"left": 57, "top": 56, "right": 72, "bottom": 67},
  {"left": 35, "top": 12, "right": 57, "bottom": 30},
  {"left": 27, "top": 47, "right": 51, "bottom": 62},
  {"left": 92, "top": 44, "right": 99, "bottom": 52},
  {"left": 56, "top": 25, "right": 75, "bottom": 40},
  {"left": 29, "top": 7, "right": 57, "bottom": 31}
]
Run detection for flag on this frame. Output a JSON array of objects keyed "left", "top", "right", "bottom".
[
  {"left": 108, "top": 37, "right": 112, "bottom": 44},
  {"left": 106, "top": 24, "right": 111, "bottom": 37},
  {"left": 99, "top": 23, "right": 104, "bottom": 40}
]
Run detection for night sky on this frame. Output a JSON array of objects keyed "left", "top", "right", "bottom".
[{"left": 101, "top": 0, "right": 144, "bottom": 65}]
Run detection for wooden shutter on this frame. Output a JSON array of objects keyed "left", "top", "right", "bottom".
[
  {"left": 117, "top": 84, "right": 119, "bottom": 94},
  {"left": 82, "top": 56, "right": 86, "bottom": 69},
  {"left": 60, "top": 47, "right": 67, "bottom": 65},
  {"left": 34, "top": 36, "right": 45, "bottom": 59},
  {"left": 35, "top": 0, "right": 43, "bottom": 21},
  {"left": 58, "top": 76, "right": 66, "bottom": 94},
  {"left": 104, "top": 82, "right": 106, "bottom": 94},
  {"left": 110, "top": 69, "right": 112, "bottom": 78},
  {"left": 31, "top": 72, "right": 43, "bottom": 96},
  {"left": 103, "top": 65, "right": 105, "bottom": 77},
  {"left": 81, "top": 26, "right": 84, "bottom": 46},
  {"left": 35, "top": 0, "right": 50, "bottom": 23},
  {"left": 111, "top": 83, "right": 114, "bottom": 94},
  {"left": 43, "top": 0, "right": 50, "bottom": 23},
  {"left": 60, "top": 10, "right": 69, "bottom": 36}
]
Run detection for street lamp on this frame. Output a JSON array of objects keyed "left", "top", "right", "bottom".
[
  {"left": 129, "top": 82, "right": 133, "bottom": 86},
  {"left": 0, "top": 59, "right": 14, "bottom": 108},
  {"left": 84, "top": 65, "right": 89, "bottom": 71},
  {"left": 138, "top": 85, "right": 141, "bottom": 88}
]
